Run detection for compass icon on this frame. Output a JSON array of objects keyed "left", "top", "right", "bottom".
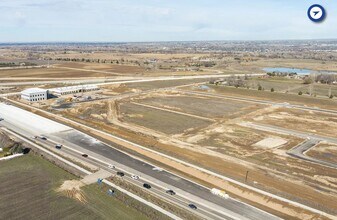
[{"left": 307, "top": 4, "right": 326, "bottom": 22}]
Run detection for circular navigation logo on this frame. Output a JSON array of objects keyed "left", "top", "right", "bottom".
[{"left": 307, "top": 4, "right": 326, "bottom": 22}]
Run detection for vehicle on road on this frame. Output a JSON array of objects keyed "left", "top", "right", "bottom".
[
  {"left": 152, "top": 167, "right": 163, "bottom": 172},
  {"left": 117, "top": 172, "right": 125, "bottom": 177},
  {"left": 82, "top": 154, "right": 88, "bottom": 158},
  {"left": 32, "top": 136, "right": 38, "bottom": 139},
  {"left": 131, "top": 175, "right": 139, "bottom": 180},
  {"left": 143, "top": 183, "right": 151, "bottom": 189},
  {"left": 108, "top": 164, "right": 115, "bottom": 169},
  {"left": 0, "top": 117, "right": 4, "bottom": 121},
  {"left": 166, "top": 189, "right": 176, "bottom": 195},
  {"left": 39, "top": 136, "right": 47, "bottom": 140},
  {"left": 188, "top": 204, "right": 197, "bottom": 210},
  {"left": 55, "top": 144, "right": 62, "bottom": 149}
]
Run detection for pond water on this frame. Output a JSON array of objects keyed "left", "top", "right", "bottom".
[
  {"left": 263, "top": 67, "right": 312, "bottom": 75},
  {"left": 263, "top": 67, "right": 337, "bottom": 75}
]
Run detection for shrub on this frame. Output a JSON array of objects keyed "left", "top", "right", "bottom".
[
  {"left": 271, "top": 88, "right": 274, "bottom": 92},
  {"left": 298, "top": 91, "right": 303, "bottom": 95}
]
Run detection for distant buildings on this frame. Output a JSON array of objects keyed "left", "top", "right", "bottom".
[
  {"left": 21, "top": 88, "right": 48, "bottom": 102},
  {"left": 49, "top": 85, "right": 99, "bottom": 96},
  {"left": 20, "top": 84, "right": 100, "bottom": 102}
]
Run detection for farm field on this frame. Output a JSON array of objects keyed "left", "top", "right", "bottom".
[
  {"left": 125, "top": 78, "right": 208, "bottom": 91},
  {"left": 0, "top": 154, "right": 148, "bottom": 220},
  {"left": 54, "top": 62, "right": 146, "bottom": 74},
  {"left": 0, "top": 67, "right": 114, "bottom": 78}
]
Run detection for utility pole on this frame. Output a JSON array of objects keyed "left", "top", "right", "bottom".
[{"left": 245, "top": 171, "right": 249, "bottom": 182}]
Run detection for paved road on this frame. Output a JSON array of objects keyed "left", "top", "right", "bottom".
[
  {"left": 240, "top": 122, "right": 337, "bottom": 169},
  {"left": 0, "top": 106, "right": 279, "bottom": 220}
]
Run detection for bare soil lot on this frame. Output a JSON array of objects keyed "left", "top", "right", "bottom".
[
  {"left": 186, "top": 84, "right": 337, "bottom": 110},
  {"left": 55, "top": 62, "right": 146, "bottom": 74},
  {"left": 135, "top": 95, "right": 261, "bottom": 119},
  {"left": 243, "top": 107, "right": 337, "bottom": 138},
  {"left": 120, "top": 102, "right": 211, "bottom": 134},
  {"left": 0, "top": 67, "right": 112, "bottom": 78},
  {"left": 306, "top": 143, "right": 337, "bottom": 165}
]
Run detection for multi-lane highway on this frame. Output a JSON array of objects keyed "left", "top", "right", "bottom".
[{"left": 0, "top": 103, "right": 279, "bottom": 220}]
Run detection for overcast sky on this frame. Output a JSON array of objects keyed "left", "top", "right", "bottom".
[{"left": 0, "top": 0, "right": 336, "bottom": 42}]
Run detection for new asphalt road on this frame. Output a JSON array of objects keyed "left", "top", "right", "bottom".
[{"left": 0, "top": 103, "right": 279, "bottom": 220}]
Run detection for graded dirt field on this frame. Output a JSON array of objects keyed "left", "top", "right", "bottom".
[
  {"left": 0, "top": 67, "right": 113, "bottom": 78},
  {"left": 54, "top": 62, "right": 146, "bottom": 74},
  {"left": 0, "top": 155, "right": 148, "bottom": 220},
  {"left": 242, "top": 107, "right": 337, "bottom": 138},
  {"left": 306, "top": 143, "right": 337, "bottom": 164},
  {"left": 185, "top": 84, "right": 337, "bottom": 110},
  {"left": 135, "top": 94, "right": 262, "bottom": 119},
  {"left": 120, "top": 102, "right": 211, "bottom": 134}
]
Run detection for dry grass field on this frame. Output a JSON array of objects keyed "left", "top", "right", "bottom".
[{"left": 0, "top": 155, "right": 148, "bottom": 220}]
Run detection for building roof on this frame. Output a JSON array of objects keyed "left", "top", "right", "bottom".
[
  {"left": 21, "top": 88, "right": 47, "bottom": 94},
  {"left": 50, "top": 85, "right": 98, "bottom": 93}
]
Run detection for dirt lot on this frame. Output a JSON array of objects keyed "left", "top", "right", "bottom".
[
  {"left": 0, "top": 67, "right": 112, "bottom": 78},
  {"left": 0, "top": 155, "right": 148, "bottom": 220},
  {"left": 242, "top": 107, "right": 337, "bottom": 138},
  {"left": 306, "top": 143, "right": 337, "bottom": 165},
  {"left": 54, "top": 62, "right": 146, "bottom": 74},
  {"left": 134, "top": 94, "right": 261, "bottom": 119},
  {"left": 185, "top": 84, "right": 337, "bottom": 110},
  {"left": 120, "top": 102, "right": 211, "bottom": 134}
]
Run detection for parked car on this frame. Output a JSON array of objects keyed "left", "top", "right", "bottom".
[
  {"left": 143, "top": 183, "right": 151, "bottom": 189},
  {"left": 117, "top": 172, "right": 125, "bottom": 177},
  {"left": 82, "top": 154, "right": 88, "bottom": 158},
  {"left": 166, "top": 189, "right": 176, "bottom": 195},
  {"left": 131, "top": 175, "right": 140, "bottom": 180},
  {"left": 55, "top": 144, "right": 62, "bottom": 149},
  {"left": 188, "top": 204, "right": 197, "bottom": 210}
]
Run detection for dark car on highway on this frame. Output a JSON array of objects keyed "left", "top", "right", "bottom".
[
  {"left": 82, "top": 154, "right": 88, "bottom": 158},
  {"left": 55, "top": 144, "right": 62, "bottom": 149},
  {"left": 117, "top": 172, "right": 125, "bottom": 177},
  {"left": 40, "top": 136, "right": 47, "bottom": 140},
  {"left": 143, "top": 183, "right": 151, "bottom": 189},
  {"left": 166, "top": 189, "right": 176, "bottom": 195},
  {"left": 188, "top": 204, "right": 197, "bottom": 210}
]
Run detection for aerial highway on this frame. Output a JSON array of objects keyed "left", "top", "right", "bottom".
[{"left": 0, "top": 102, "right": 279, "bottom": 220}]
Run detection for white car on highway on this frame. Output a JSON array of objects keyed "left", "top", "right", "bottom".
[
  {"left": 108, "top": 164, "right": 115, "bottom": 169},
  {"left": 131, "top": 175, "right": 140, "bottom": 180},
  {"left": 152, "top": 167, "right": 163, "bottom": 172}
]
